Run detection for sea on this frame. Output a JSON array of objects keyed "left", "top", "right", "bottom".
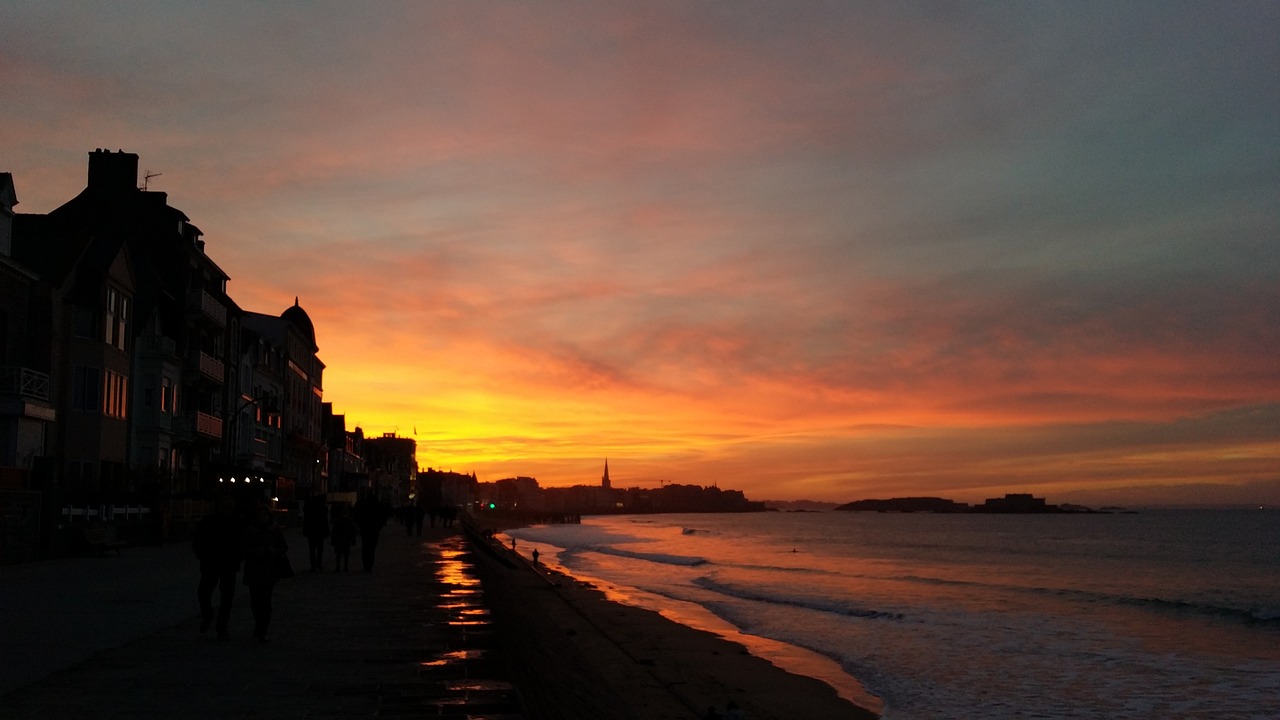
[{"left": 503, "top": 510, "right": 1280, "bottom": 720}]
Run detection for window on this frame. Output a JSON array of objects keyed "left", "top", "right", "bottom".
[
  {"left": 72, "top": 366, "right": 101, "bottom": 412},
  {"left": 103, "top": 370, "right": 128, "bottom": 418},
  {"left": 104, "top": 287, "right": 129, "bottom": 350},
  {"left": 161, "top": 377, "right": 175, "bottom": 414},
  {"left": 66, "top": 460, "right": 97, "bottom": 489}
]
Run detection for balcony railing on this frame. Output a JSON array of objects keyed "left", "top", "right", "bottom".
[
  {"left": 198, "top": 351, "right": 224, "bottom": 382},
  {"left": 188, "top": 289, "right": 227, "bottom": 326},
  {"left": 62, "top": 505, "right": 153, "bottom": 521},
  {"left": 0, "top": 366, "right": 51, "bottom": 401},
  {"left": 136, "top": 332, "right": 178, "bottom": 358},
  {"left": 196, "top": 411, "right": 223, "bottom": 439}
]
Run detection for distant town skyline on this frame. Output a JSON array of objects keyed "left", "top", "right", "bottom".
[{"left": 4, "top": 2, "right": 1277, "bottom": 505}]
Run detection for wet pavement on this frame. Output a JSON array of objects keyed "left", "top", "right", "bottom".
[{"left": 0, "top": 525, "right": 528, "bottom": 718}]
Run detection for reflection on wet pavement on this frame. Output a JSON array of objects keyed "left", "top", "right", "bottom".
[{"left": 405, "top": 534, "right": 527, "bottom": 718}]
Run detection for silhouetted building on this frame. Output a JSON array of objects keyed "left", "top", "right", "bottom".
[
  {"left": 2, "top": 149, "right": 352, "bottom": 558},
  {"left": 980, "top": 493, "right": 1057, "bottom": 513},
  {"left": 419, "top": 467, "right": 476, "bottom": 509},
  {"left": 12, "top": 152, "right": 141, "bottom": 507},
  {"left": 11, "top": 150, "right": 248, "bottom": 527},
  {"left": 321, "top": 403, "right": 366, "bottom": 495},
  {"left": 482, "top": 463, "right": 765, "bottom": 517},
  {"left": 0, "top": 173, "right": 56, "bottom": 489},
  {"left": 364, "top": 433, "right": 416, "bottom": 505},
  {"left": 487, "top": 476, "right": 541, "bottom": 510},
  {"left": 222, "top": 323, "right": 285, "bottom": 493},
  {"left": 242, "top": 300, "right": 325, "bottom": 502},
  {"left": 0, "top": 174, "right": 55, "bottom": 561},
  {"left": 0, "top": 173, "right": 17, "bottom": 254}
]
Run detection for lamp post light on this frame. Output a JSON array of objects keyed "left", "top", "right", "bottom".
[
  {"left": 223, "top": 393, "right": 278, "bottom": 501},
  {"left": 226, "top": 394, "right": 275, "bottom": 460}
]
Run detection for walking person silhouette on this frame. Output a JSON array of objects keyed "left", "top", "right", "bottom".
[
  {"left": 193, "top": 495, "right": 243, "bottom": 639},
  {"left": 353, "top": 492, "right": 386, "bottom": 572},
  {"left": 242, "top": 504, "right": 288, "bottom": 642},
  {"left": 330, "top": 502, "right": 357, "bottom": 571},
  {"left": 303, "top": 494, "right": 329, "bottom": 571}
]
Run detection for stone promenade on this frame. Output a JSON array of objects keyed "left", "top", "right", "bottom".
[{"left": 0, "top": 524, "right": 527, "bottom": 718}]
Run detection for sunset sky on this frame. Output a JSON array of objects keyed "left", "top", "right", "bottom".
[{"left": 4, "top": 2, "right": 1277, "bottom": 505}]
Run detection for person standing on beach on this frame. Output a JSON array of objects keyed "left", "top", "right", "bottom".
[
  {"left": 353, "top": 491, "right": 385, "bottom": 572},
  {"left": 302, "top": 494, "right": 329, "bottom": 572},
  {"left": 192, "top": 495, "right": 242, "bottom": 639},
  {"left": 242, "top": 504, "right": 288, "bottom": 642}
]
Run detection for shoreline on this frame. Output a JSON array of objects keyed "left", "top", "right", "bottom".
[
  {"left": 469, "top": 527, "right": 881, "bottom": 719},
  {"left": 583, "top": 569, "right": 885, "bottom": 715}
]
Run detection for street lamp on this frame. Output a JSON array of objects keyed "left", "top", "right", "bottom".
[{"left": 226, "top": 393, "right": 276, "bottom": 466}]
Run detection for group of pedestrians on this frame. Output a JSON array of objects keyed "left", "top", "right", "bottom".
[
  {"left": 192, "top": 496, "right": 288, "bottom": 642},
  {"left": 303, "top": 492, "right": 388, "bottom": 573},
  {"left": 397, "top": 503, "right": 459, "bottom": 534},
  {"left": 192, "top": 491, "right": 389, "bottom": 642}
]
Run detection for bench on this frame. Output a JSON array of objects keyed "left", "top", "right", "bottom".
[{"left": 81, "top": 525, "right": 128, "bottom": 556}]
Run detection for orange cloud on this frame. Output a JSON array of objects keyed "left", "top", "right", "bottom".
[{"left": 5, "top": 2, "right": 1277, "bottom": 504}]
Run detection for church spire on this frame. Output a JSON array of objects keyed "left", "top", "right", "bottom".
[{"left": 602, "top": 459, "right": 611, "bottom": 490}]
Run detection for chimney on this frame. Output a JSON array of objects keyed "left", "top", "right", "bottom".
[{"left": 87, "top": 148, "right": 140, "bottom": 194}]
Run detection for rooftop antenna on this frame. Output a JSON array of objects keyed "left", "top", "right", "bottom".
[{"left": 142, "top": 171, "right": 162, "bottom": 190}]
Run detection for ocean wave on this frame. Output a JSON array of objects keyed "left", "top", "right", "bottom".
[
  {"left": 729, "top": 562, "right": 828, "bottom": 576},
  {"left": 896, "top": 574, "right": 1280, "bottom": 627},
  {"left": 564, "top": 544, "right": 710, "bottom": 567},
  {"left": 1122, "top": 596, "right": 1280, "bottom": 625},
  {"left": 694, "top": 576, "right": 903, "bottom": 620}
]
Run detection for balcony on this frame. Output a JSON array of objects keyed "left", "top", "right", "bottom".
[
  {"left": 197, "top": 351, "right": 224, "bottom": 383},
  {"left": 196, "top": 411, "right": 223, "bottom": 439},
  {"left": 135, "top": 332, "right": 178, "bottom": 359},
  {"left": 188, "top": 289, "right": 227, "bottom": 327},
  {"left": 0, "top": 367, "right": 50, "bottom": 401}
]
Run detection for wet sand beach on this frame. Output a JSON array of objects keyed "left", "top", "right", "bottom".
[{"left": 468, "top": 527, "right": 880, "bottom": 720}]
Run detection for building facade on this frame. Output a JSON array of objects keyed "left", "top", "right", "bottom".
[
  {"left": 2, "top": 150, "right": 338, "bottom": 559},
  {"left": 364, "top": 433, "right": 417, "bottom": 505},
  {"left": 242, "top": 301, "right": 326, "bottom": 502}
]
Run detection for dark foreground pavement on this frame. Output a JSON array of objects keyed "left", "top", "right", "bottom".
[{"left": 0, "top": 525, "right": 528, "bottom": 719}]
